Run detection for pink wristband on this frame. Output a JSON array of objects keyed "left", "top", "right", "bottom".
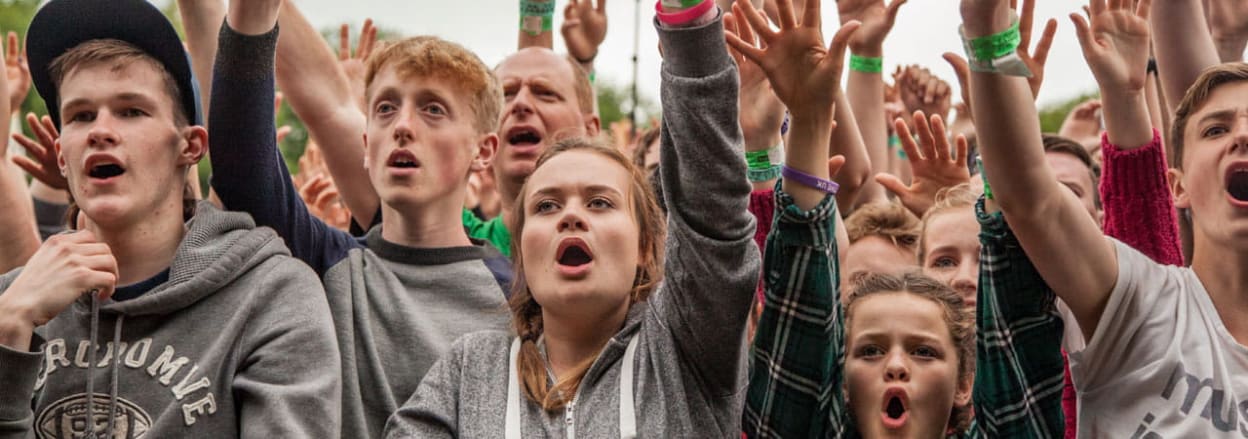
[{"left": 655, "top": 0, "right": 715, "bottom": 26}]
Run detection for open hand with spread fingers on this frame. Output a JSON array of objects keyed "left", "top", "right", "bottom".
[{"left": 875, "top": 111, "right": 971, "bottom": 217}]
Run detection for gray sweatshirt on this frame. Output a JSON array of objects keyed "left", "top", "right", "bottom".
[
  {"left": 0, "top": 202, "right": 342, "bottom": 438},
  {"left": 384, "top": 13, "right": 760, "bottom": 438},
  {"left": 205, "top": 22, "right": 513, "bottom": 439}
]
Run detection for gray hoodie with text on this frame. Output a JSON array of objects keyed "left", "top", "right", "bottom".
[{"left": 0, "top": 202, "right": 341, "bottom": 438}]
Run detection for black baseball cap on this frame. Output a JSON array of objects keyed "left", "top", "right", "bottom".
[{"left": 27, "top": 0, "right": 202, "bottom": 128}]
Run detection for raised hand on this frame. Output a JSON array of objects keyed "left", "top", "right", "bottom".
[
  {"left": 338, "top": 19, "right": 377, "bottom": 113},
  {"left": 896, "top": 65, "right": 952, "bottom": 123},
  {"left": 725, "top": 0, "right": 860, "bottom": 118},
  {"left": 299, "top": 174, "right": 351, "bottom": 231},
  {"left": 1205, "top": 0, "right": 1248, "bottom": 61},
  {"left": 1071, "top": 0, "right": 1152, "bottom": 96},
  {"left": 561, "top": 0, "right": 608, "bottom": 63},
  {"left": 1058, "top": 98, "right": 1102, "bottom": 141},
  {"left": 0, "top": 230, "right": 117, "bottom": 350},
  {"left": 836, "top": 0, "right": 907, "bottom": 56},
  {"left": 11, "top": 113, "right": 67, "bottom": 190},
  {"left": 951, "top": 0, "right": 1055, "bottom": 103},
  {"left": 5, "top": 32, "right": 29, "bottom": 114},
  {"left": 875, "top": 111, "right": 971, "bottom": 217},
  {"left": 725, "top": 12, "right": 786, "bottom": 153}
]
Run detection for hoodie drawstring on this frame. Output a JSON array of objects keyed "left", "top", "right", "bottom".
[
  {"left": 83, "top": 291, "right": 125, "bottom": 439},
  {"left": 85, "top": 292, "right": 99, "bottom": 439},
  {"left": 107, "top": 314, "right": 125, "bottom": 435}
]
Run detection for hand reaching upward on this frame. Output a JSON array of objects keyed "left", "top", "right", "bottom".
[{"left": 836, "top": 0, "right": 907, "bottom": 56}]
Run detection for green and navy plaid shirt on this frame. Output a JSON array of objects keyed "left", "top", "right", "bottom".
[{"left": 742, "top": 190, "right": 1065, "bottom": 438}]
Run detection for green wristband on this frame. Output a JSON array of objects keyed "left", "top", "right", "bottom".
[
  {"left": 520, "top": 0, "right": 555, "bottom": 36},
  {"left": 661, "top": 0, "right": 706, "bottom": 9},
  {"left": 849, "top": 54, "right": 883, "bottom": 74},
  {"left": 976, "top": 156, "right": 993, "bottom": 200},
  {"left": 745, "top": 142, "right": 784, "bottom": 171},
  {"left": 748, "top": 165, "right": 783, "bottom": 183},
  {"left": 745, "top": 150, "right": 773, "bottom": 170},
  {"left": 965, "top": 19, "right": 1021, "bottom": 63}
]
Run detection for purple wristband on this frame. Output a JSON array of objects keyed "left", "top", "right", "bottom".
[{"left": 782, "top": 165, "right": 839, "bottom": 195}]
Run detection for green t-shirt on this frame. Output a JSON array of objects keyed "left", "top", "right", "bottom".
[{"left": 462, "top": 208, "right": 512, "bottom": 257}]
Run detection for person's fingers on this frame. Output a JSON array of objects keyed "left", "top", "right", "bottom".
[
  {"left": 75, "top": 242, "right": 114, "bottom": 257},
  {"left": 801, "top": 0, "right": 820, "bottom": 29},
  {"left": 775, "top": 0, "right": 798, "bottom": 29},
  {"left": 315, "top": 185, "right": 340, "bottom": 210},
  {"left": 1136, "top": 0, "right": 1152, "bottom": 19},
  {"left": 929, "top": 114, "right": 951, "bottom": 161},
  {"left": 339, "top": 24, "right": 350, "bottom": 60},
  {"left": 1070, "top": 13, "right": 1095, "bottom": 55},
  {"left": 13, "top": 133, "right": 46, "bottom": 157},
  {"left": 826, "top": 155, "right": 846, "bottom": 179},
  {"left": 725, "top": 32, "right": 767, "bottom": 67},
  {"left": 1090, "top": 0, "right": 1107, "bottom": 17},
  {"left": 954, "top": 134, "right": 969, "bottom": 163},
  {"left": 596, "top": 0, "right": 607, "bottom": 12},
  {"left": 874, "top": 172, "right": 911, "bottom": 198},
  {"left": 735, "top": 1, "right": 777, "bottom": 43},
  {"left": 1019, "top": 0, "right": 1036, "bottom": 47},
  {"left": 943, "top": 53, "right": 970, "bottom": 99},
  {"left": 26, "top": 113, "right": 49, "bottom": 146},
  {"left": 11, "top": 155, "right": 47, "bottom": 181},
  {"left": 894, "top": 117, "right": 923, "bottom": 161},
  {"left": 912, "top": 111, "right": 937, "bottom": 161},
  {"left": 41, "top": 115, "right": 59, "bottom": 139},
  {"left": 1032, "top": 19, "right": 1058, "bottom": 67},
  {"left": 276, "top": 126, "right": 293, "bottom": 143},
  {"left": 884, "top": 0, "right": 908, "bottom": 26},
  {"left": 6, "top": 32, "right": 17, "bottom": 62},
  {"left": 826, "top": 21, "right": 861, "bottom": 67},
  {"left": 737, "top": 3, "right": 758, "bottom": 44},
  {"left": 359, "top": 19, "right": 377, "bottom": 59}
]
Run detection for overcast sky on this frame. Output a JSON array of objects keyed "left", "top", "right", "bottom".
[{"left": 282, "top": 1, "right": 1102, "bottom": 115}]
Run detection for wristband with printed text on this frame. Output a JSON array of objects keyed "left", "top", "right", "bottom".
[
  {"left": 782, "top": 166, "right": 839, "bottom": 195},
  {"left": 520, "top": 0, "right": 555, "bottom": 36}
]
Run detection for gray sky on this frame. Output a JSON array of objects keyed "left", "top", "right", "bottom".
[{"left": 290, "top": 0, "right": 1100, "bottom": 116}]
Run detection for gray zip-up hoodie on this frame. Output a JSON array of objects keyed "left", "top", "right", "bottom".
[
  {"left": 0, "top": 202, "right": 342, "bottom": 438},
  {"left": 384, "top": 12, "right": 760, "bottom": 438}
]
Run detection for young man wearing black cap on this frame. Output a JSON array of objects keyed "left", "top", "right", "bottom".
[{"left": 0, "top": 0, "right": 341, "bottom": 437}]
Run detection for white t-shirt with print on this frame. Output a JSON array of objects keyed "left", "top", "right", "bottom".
[{"left": 1063, "top": 239, "right": 1248, "bottom": 438}]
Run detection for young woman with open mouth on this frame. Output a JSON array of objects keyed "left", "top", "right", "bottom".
[{"left": 383, "top": 1, "right": 763, "bottom": 437}]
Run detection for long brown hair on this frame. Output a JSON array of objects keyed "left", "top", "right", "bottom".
[
  {"left": 508, "top": 137, "right": 666, "bottom": 410},
  {"left": 845, "top": 272, "right": 976, "bottom": 434}
]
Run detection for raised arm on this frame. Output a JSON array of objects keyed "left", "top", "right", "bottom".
[
  {"left": 1074, "top": 0, "right": 1184, "bottom": 265},
  {"left": 178, "top": 0, "right": 226, "bottom": 119},
  {"left": 647, "top": 0, "right": 759, "bottom": 397},
  {"left": 839, "top": 0, "right": 904, "bottom": 208},
  {"left": 1151, "top": 0, "right": 1219, "bottom": 113},
  {"left": 728, "top": 0, "right": 860, "bottom": 435},
  {"left": 0, "top": 37, "right": 37, "bottom": 273},
  {"left": 274, "top": 1, "right": 379, "bottom": 226},
  {"left": 962, "top": 0, "right": 1118, "bottom": 340},
  {"left": 210, "top": 0, "right": 357, "bottom": 274}
]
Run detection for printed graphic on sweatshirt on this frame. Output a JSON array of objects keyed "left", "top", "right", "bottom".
[
  {"left": 34, "top": 337, "right": 219, "bottom": 429},
  {"left": 35, "top": 394, "right": 151, "bottom": 439}
]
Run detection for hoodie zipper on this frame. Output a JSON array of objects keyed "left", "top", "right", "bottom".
[{"left": 565, "top": 395, "right": 577, "bottom": 439}]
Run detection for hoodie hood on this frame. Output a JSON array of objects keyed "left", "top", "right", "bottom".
[{"left": 74, "top": 201, "right": 290, "bottom": 317}]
